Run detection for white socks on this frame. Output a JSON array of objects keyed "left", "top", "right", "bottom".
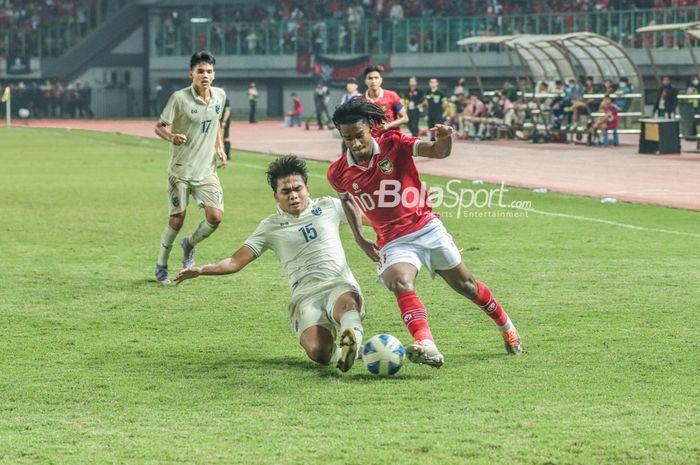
[
  {"left": 340, "top": 310, "right": 364, "bottom": 349},
  {"left": 499, "top": 317, "right": 513, "bottom": 332},
  {"left": 157, "top": 226, "right": 179, "bottom": 267},
  {"left": 190, "top": 220, "right": 219, "bottom": 246}
]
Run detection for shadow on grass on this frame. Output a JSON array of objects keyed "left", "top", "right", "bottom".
[{"left": 185, "top": 355, "right": 434, "bottom": 381}]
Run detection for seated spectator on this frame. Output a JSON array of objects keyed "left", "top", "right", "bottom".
[
  {"left": 592, "top": 95, "right": 620, "bottom": 146},
  {"left": 476, "top": 94, "right": 499, "bottom": 140},
  {"left": 548, "top": 86, "right": 567, "bottom": 130},
  {"left": 461, "top": 94, "right": 484, "bottom": 139},
  {"left": 614, "top": 77, "right": 632, "bottom": 112},
  {"left": 502, "top": 80, "right": 518, "bottom": 103},
  {"left": 602, "top": 79, "right": 617, "bottom": 96}
]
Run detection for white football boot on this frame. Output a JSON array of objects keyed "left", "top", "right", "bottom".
[{"left": 406, "top": 339, "right": 444, "bottom": 368}]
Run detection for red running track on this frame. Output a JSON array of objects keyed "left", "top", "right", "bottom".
[{"left": 18, "top": 118, "right": 700, "bottom": 211}]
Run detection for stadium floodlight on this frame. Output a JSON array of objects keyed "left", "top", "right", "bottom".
[{"left": 190, "top": 17, "right": 212, "bottom": 24}]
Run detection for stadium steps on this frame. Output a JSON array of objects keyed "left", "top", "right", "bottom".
[{"left": 40, "top": 2, "right": 145, "bottom": 81}]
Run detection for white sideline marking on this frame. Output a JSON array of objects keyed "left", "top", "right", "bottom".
[{"left": 513, "top": 206, "right": 700, "bottom": 239}]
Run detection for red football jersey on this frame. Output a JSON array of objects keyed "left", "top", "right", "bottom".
[
  {"left": 362, "top": 89, "right": 404, "bottom": 137},
  {"left": 327, "top": 131, "right": 436, "bottom": 249},
  {"left": 362, "top": 88, "right": 404, "bottom": 122}
]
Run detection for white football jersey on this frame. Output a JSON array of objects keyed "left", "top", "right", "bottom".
[
  {"left": 160, "top": 85, "right": 226, "bottom": 181},
  {"left": 244, "top": 196, "right": 359, "bottom": 297}
]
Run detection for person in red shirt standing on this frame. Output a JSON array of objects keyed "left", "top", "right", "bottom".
[
  {"left": 362, "top": 65, "right": 409, "bottom": 137},
  {"left": 327, "top": 98, "right": 523, "bottom": 367},
  {"left": 287, "top": 92, "right": 303, "bottom": 127}
]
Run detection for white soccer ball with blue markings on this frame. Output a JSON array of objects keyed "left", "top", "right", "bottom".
[{"left": 362, "top": 333, "right": 405, "bottom": 376}]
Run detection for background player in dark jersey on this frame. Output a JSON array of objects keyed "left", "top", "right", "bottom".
[
  {"left": 424, "top": 78, "right": 448, "bottom": 131},
  {"left": 327, "top": 98, "right": 523, "bottom": 367},
  {"left": 220, "top": 90, "right": 232, "bottom": 160},
  {"left": 405, "top": 76, "right": 424, "bottom": 137},
  {"left": 361, "top": 65, "right": 408, "bottom": 136}
]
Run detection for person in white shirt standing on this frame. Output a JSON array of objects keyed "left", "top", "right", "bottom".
[{"left": 154, "top": 51, "right": 228, "bottom": 284}]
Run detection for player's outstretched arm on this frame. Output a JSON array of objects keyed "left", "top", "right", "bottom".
[
  {"left": 339, "top": 195, "right": 380, "bottom": 262},
  {"left": 174, "top": 246, "right": 257, "bottom": 284},
  {"left": 415, "top": 124, "right": 453, "bottom": 159}
]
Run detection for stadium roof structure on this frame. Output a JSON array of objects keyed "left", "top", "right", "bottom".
[
  {"left": 457, "top": 32, "right": 643, "bottom": 96},
  {"left": 636, "top": 22, "right": 700, "bottom": 83}
]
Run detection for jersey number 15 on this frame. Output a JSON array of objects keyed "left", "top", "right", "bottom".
[{"left": 298, "top": 223, "right": 318, "bottom": 243}]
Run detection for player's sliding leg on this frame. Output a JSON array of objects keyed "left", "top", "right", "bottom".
[
  {"left": 299, "top": 326, "right": 336, "bottom": 366},
  {"left": 382, "top": 263, "right": 444, "bottom": 368},
  {"left": 181, "top": 206, "right": 222, "bottom": 269},
  {"left": 331, "top": 291, "right": 364, "bottom": 373},
  {"left": 436, "top": 263, "right": 523, "bottom": 355},
  {"left": 155, "top": 211, "right": 186, "bottom": 285}
]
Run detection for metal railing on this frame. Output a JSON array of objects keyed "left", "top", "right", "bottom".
[
  {"left": 2, "top": 0, "right": 135, "bottom": 60},
  {"left": 152, "top": 6, "right": 700, "bottom": 57}
]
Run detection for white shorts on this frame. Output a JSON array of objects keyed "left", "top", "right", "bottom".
[
  {"left": 288, "top": 280, "right": 365, "bottom": 341},
  {"left": 168, "top": 174, "right": 224, "bottom": 216},
  {"left": 376, "top": 218, "right": 462, "bottom": 285}
]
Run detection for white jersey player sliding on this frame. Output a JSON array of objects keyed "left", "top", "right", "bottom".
[{"left": 175, "top": 156, "right": 365, "bottom": 372}]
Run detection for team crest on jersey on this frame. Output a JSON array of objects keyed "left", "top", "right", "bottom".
[
  {"left": 381, "top": 104, "right": 388, "bottom": 111},
  {"left": 312, "top": 207, "right": 322, "bottom": 216},
  {"left": 352, "top": 183, "right": 360, "bottom": 192},
  {"left": 215, "top": 104, "right": 221, "bottom": 114},
  {"left": 378, "top": 159, "right": 394, "bottom": 174},
  {"left": 171, "top": 196, "right": 180, "bottom": 207}
]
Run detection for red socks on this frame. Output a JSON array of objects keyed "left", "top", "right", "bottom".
[
  {"left": 469, "top": 281, "right": 509, "bottom": 328},
  {"left": 396, "top": 282, "right": 509, "bottom": 342},
  {"left": 396, "top": 291, "right": 434, "bottom": 342}
]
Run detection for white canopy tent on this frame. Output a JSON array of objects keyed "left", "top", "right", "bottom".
[
  {"left": 458, "top": 32, "right": 643, "bottom": 96},
  {"left": 636, "top": 22, "right": 700, "bottom": 84}
]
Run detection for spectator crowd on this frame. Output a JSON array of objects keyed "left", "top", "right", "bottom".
[
  {"left": 395, "top": 74, "right": 692, "bottom": 146},
  {"left": 397, "top": 75, "right": 640, "bottom": 146},
  {"left": 0, "top": 0, "right": 129, "bottom": 63},
  {"left": 1, "top": 0, "right": 695, "bottom": 60},
  {"left": 153, "top": 0, "right": 697, "bottom": 57},
  {"left": 0, "top": 79, "right": 94, "bottom": 118}
]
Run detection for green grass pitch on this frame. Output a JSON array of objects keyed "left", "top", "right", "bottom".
[{"left": 1, "top": 127, "right": 699, "bottom": 465}]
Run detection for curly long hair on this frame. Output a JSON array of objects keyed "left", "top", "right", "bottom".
[{"left": 332, "top": 98, "right": 387, "bottom": 129}]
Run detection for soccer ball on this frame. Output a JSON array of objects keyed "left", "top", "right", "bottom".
[{"left": 362, "top": 333, "right": 405, "bottom": 376}]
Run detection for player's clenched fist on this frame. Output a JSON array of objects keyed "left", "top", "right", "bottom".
[
  {"left": 171, "top": 134, "right": 188, "bottom": 145},
  {"left": 431, "top": 124, "right": 453, "bottom": 139}
]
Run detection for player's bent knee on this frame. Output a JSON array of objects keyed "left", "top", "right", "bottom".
[
  {"left": 303, "top": 342, "right": 334, "bottom": 365},
  {"left": 336, "top": 292, "right": 361, "bottom": 312},
  {"left": 206, "top": 210, "right": 223, "bottom": 225},
  {"left": 169, "top": 214, "right": 185, "bottom": 230},
  {"left": 387, "top": 277, "right": 415, "bottom": 295}
]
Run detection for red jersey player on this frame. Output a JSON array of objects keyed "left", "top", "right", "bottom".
[
  {"left": 362, "top": 65, "right": 409, "bottom": 137},
  {"left": 327, "top": 98, "right": 523, "bottom": 367}
]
